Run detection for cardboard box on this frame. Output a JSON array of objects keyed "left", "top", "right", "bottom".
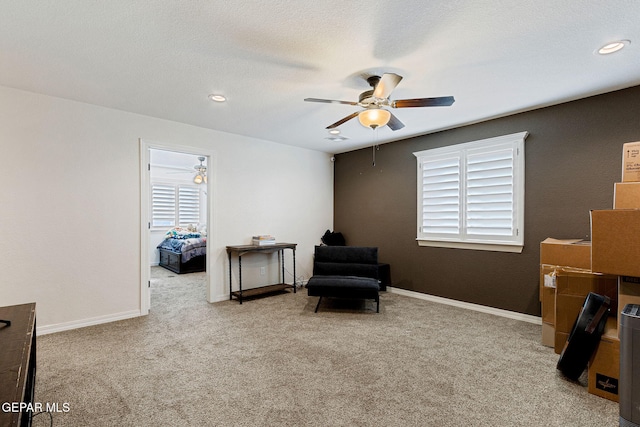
[
  {"left": 588, "top": 317, "right": 619, "bottom": 402},
  {"left": 539, "top": 238, "right": 597, "bottom": 351},
  {"left": 618, "top": 276, "right": 640, "bottom": 332},
  {"left": 591, "top": 210, "right": 640, "bottom": 277},
  {"left": 539, "top": 264, "right": 616, "bottom": 325},
  {"left": 555, "top": 331, "right": 569, "bottom": 354},
  {"left": 540, "top": 264, "right": 556, "bottom": 348},
  {"left": 541, "top": 322, "right": 554, "bottom": 348},
  {"left": 555, "top": 269, "right": 617, "bottom": 300},
  {"left": 540, "top": 238, "right": 591, "bottom": 270},
  {"left": 541, "top": 286, "right": 556, "bottom": 324},
  {"left": 622, "top": 141, "right": 640, "bottom": 182},
  {"left": 614, "top": 182, "right": 640, "bottom": 209},
  {"left": 556, "top": 293, "right": 587, "bottom": 333},
  {"left": 540, "top": 264, "right": 558, "bottom": 323},
  {"left": 552, "top": 267, "right": 617, "bottom": 354}
]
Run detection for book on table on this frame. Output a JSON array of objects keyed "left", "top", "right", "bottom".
[{"left": 252, "top": 235, "right": 276, "bottom": 246}]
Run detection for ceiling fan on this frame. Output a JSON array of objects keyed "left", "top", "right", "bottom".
[
  {"left": 166, "top": 156, "right": 207, "bottom": 184},
  {"left": 304, "top": 73, "right": 455, "bottom": 131},
  {"left": 192, "top": 156, "right": 207, "bottom": 184}
]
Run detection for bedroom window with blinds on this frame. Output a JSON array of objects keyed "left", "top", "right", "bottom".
[
  {"left": 413, "top": 131, "right": 527, "bottom": 253},
  {"left": 151, "top": 184, "right": 201, "bottom": 228}
]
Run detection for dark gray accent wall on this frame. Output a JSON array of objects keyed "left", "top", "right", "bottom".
[{"left": 334, "top": 85, "right": 640, "bottom": 316}]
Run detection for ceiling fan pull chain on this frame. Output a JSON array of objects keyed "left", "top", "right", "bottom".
[{"left": 372, "top": 127, "right": 378, "bottom": 167}]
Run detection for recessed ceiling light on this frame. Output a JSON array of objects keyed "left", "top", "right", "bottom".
[
  {"left": 597, "top": 40, "right": 630, "bottom": 55},
  {"left": 208, "top": 94, "right": 227, "bottom": 102},
  {"left": 325, "top": 135, "right": 349, "bottom": 141},
  {"left": 328, "top": 129, "right": 341, "bottom": 135}
]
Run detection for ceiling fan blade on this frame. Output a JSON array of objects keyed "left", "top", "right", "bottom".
[
  {"left": 387, "top": 112, "right": 405, "bottom": 131},
  {"left": 305, "top": 98, "right": 358, "bottom": 106},
  {"left": 326, "top": 111, "right": 360, "bottom": 129},
  {"left": 392, "top": 96, "right": 455, "bottom": 108},
  {"left": 372, "top": 73, "right": 403, "bottom": 99}
]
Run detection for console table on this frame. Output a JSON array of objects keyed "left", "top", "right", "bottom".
[
  {"left": 0, "top": 303, "right": 36, "bottom": 427},
  {"left": 226, "top": 243, "right": 297, "bottom": 304}
]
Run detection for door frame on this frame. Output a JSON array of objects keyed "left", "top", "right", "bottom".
[{"left": 139, "top": 139, "right": 216, "bottom": 314}]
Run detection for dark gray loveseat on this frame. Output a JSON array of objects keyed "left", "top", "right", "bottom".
[{"left": 306, "top": 245, "right": 380, "bottom": 313}]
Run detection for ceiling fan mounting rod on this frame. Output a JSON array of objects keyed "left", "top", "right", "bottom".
[{"left": 366, "top": 75, "right": 381, "bottom": 88}]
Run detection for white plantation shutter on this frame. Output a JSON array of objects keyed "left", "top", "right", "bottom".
[
  {"left": 151, "top": 184, "right": 176, "bottom": 227},
  {"left": 420, "top": 154, "right": 461, "bottom": 236},
  {"left": 414, "top": 132, "right": 527, "bottom": 252},
  {"left": 465, "top": 146, "right": 515, "bottom": 238},
  {"left": 177, "top": 186, "right": 200, "bottom": 226},
  {"left": 151, "top": 183, "right": 201, "bottom": 228}
]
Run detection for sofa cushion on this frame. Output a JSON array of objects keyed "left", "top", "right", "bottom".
[
  {"left": 314, "top": 245, "right": 378, "bottom": 265},
  {"left": 313, "top": 262, "right": 378, "bottom": 279},
  {"left": 306, "top": 275, "right": 379, "bottom": 297}
]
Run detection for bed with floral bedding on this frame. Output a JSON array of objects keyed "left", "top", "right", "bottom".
[{"left": 157, "top": 226, "right": 207, "bottom": 274}]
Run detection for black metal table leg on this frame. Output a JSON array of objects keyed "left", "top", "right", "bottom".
[
  {"left": 280, "top": 250, "right": 284, "bottom": 288},
  {"left": 228, "top": 252, "right": 232, "bottom": 300},
  {"left": 238, "top": 255, "right": 243, "bottom": 304}
]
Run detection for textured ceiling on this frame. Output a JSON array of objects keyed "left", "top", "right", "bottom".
[{"left": 1, "top": 1, "right": 639, "bottom": 153}]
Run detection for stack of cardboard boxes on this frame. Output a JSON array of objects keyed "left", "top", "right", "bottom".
[
  {"left": 540, "top": 141, "right": 640, "bottom": 402},
  {"left": 539, "top": 240, "right": 617, "bottom": 355}
]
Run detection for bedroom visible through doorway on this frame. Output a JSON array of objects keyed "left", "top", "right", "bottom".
[{"left": 140, "top": 141, "right": 214, "bottom": 315}]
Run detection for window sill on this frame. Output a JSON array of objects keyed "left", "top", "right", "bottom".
[{"left": 417, "top": 239, "right": 523, "bottom": 253}]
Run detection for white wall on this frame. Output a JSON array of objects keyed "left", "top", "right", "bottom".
[{"left": 0, "top": 86, "right": 333, "bottom": 332}]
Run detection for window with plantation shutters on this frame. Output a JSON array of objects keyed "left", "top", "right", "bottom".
[
  {"left": 151, "top": 183, "right": 201, "bottom": 228},
  {"left": 414, "top": 132, "right": 527, "bottom": 253}
]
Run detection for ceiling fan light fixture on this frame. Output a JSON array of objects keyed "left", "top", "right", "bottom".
[
  {"left": 597, "top": 40, "right": 630, "bottom": 55},
  {"left": 193, "top": 174, "right": 203, "bottom": 184},
  {"left": 358, "top": 108, "right": 391, "bottom": 129},
  {"left": 328, "top": 129, "right": 341, "bottom": 135}
]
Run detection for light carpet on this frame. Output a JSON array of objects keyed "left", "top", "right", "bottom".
[{"left": 32, "top": 267, "right": 618, "bottom": 426}]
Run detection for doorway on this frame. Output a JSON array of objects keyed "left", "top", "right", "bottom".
[{"left": 139, "top": 140, "right": 215, "bottom": 315}]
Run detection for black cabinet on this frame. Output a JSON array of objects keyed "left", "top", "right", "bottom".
[{"left": 0, "top": 303, "right": 36, "bottom": 427}]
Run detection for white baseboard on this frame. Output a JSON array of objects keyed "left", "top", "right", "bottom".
[
  {"left": 39, "top": 294, "right": 229, "bottom": 334},
  {"left": 37, "top": 310, "right": 143, "bottom": 335},
  {"left": 37, "top": 288, "right": 540, "bottom": 335},
  {"left": 209, "top": 294, "right": 230, "bottom": 303},
  {"left": 387, "top": 287, "right": 541, "bottom": 325}
]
